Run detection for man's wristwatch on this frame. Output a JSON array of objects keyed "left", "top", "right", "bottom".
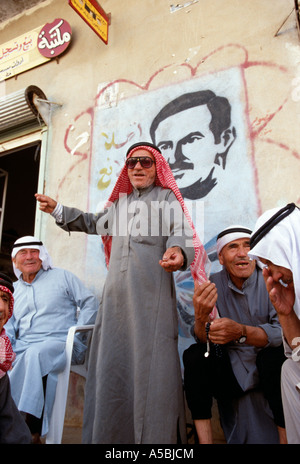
[{"left": 236, "top": 325, "right": 247, "bottom": 344}]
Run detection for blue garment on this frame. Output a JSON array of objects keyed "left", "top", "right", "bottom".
[
  {"left": 211, "top": 266, "right": 282, "bottom": 391},
  {"left": 5, "top": 267, "right": 98, "bottom": 436},
  {"left": 211, "top": 266, "right": 283, "bottom": 443}
]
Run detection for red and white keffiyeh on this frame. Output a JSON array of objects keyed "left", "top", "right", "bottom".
[
  {"left": 101, "top": 143, "right": 210, "bottom": 287},
  {"left": 0, "top": 285, "right": 15, "bottom": 379}
]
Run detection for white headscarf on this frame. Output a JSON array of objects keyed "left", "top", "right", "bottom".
[
  {"left": 11, "top": 235, "right": 53, "bottom": 279},
  {"left": 249, "top": 204, "right": 300, "bottom": 317},
  {"left": 216, "top": 225, "right": 252, "bottom": 255}
]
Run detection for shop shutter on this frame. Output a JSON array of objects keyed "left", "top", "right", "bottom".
[{"left": 0, "top": 85, "right": 48, "bottom": 138}]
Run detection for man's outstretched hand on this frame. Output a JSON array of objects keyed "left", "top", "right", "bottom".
[{"left": 35, "top": 193, "right": 57, "bottom": 214}]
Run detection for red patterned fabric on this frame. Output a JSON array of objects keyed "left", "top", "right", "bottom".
[
  {"left": 0, "top": 286, "right": 15, "bottom": 378},
  {"left": 102, "top": 144, "right": 210, "bottom": 289}
]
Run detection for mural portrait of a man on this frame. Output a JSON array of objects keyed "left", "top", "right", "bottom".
[{"left": 150, "top": 90, "right": 236, "bottom": 201}]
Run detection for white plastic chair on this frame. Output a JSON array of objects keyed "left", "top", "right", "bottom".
[{"left": 45, "top": 324, "right": 94, "bottom": 444}]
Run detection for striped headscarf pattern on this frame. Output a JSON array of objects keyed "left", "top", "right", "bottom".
[
  {"left": 101, "top": 143, "right": 210, "bottom": 289},
  {"left": 0, "top": 285, "right": 15, "bottom": 378}
]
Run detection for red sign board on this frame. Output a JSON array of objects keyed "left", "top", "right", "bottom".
[
  {"left": 38, "top": 18, "right": 72, "bottom": 58},
  {"left": 69, "top": 0, "right": 109, "bottom": 45}
]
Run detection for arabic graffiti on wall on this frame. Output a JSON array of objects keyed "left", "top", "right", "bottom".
[{"left": 61, "top": 43, "right": 299, "bottom": 358}]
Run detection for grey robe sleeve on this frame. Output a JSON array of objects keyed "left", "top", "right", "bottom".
[
  {"left": 57, "top": 205, "right": 115, "bottom": 236},
  {"left": 257, "top": 299, "right": 283, "bottom": 347}
]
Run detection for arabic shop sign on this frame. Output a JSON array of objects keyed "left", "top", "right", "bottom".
[
  {"left": 69, "top": 0, "right": 109, "bottom": 45},
  {"left": 0, "top": 26, "right": 48, "bottom": 81},
  {"left": 38, "top": 19, "right": 72, "bottom": 58},
  {"left": 0, "top": 19, "right": 71, "bottom": 82}
]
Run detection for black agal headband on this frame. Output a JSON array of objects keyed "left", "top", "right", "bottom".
[
  {"left": 126, "top": 142, "right": 161, "bottom": 157},
  {"left": 217, "top": 227, "right": 252, "bottom": 240},
  {"left": 250, "top": 203, "right": 297, "bottom": 249},
  {"left": 12, "top": 240, "right": 43, "bottom": 248}
]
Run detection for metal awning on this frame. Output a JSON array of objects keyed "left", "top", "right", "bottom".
[{"left": 0, "top": 85, "right": 48, "bottom": 137}]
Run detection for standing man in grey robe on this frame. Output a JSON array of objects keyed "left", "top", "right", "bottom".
[
  {"left": 183, "top": 225, "right": 287, "bottom": 444},
  {"left": 35, "top": 142, "right": 208, "bottom": 444}
]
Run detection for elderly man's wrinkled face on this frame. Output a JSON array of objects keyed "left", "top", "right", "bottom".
[
  {"left": 0, "top": 290, "right": 10, "bottom": 330},
  {"left": 219, "top": 238, "right": 256, "bottom": 289},
  {"left": 13, "top": 248, "right": 42, "bottom": 280},
  {"left": 127, "top": 149, "right": 156, "bottom": 190}
]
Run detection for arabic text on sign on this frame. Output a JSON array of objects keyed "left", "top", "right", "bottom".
[{"left": 38, "top": 19, "right": 72, "bottom": 58}]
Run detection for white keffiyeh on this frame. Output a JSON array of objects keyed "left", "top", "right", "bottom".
[
  {"left": 216, "top": 225, "right": 252, "bottom": 255},
  {"left": 11, "top": 235, "right": 53, "bottom": 279},
  {"left": 249, "top": 205, "right": 300, "bottom": 318}
]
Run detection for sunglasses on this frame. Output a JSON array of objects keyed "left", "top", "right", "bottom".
[{"left": 126, "top": 156, "right": 155, "bottom": 169}]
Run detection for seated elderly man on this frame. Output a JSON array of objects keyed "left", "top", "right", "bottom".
[
  {"left": 4, "top": 236, "right": 98, "bottom": 443},
  {"left": 183, "top": 225, "right": 287, "bottom": 444}
]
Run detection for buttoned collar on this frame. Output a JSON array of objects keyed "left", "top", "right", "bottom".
[{"left": 225, "top": 266, "right": 258, "bottom": 294}]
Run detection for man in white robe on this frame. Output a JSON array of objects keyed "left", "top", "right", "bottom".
[
  {"left": 249, "top": 203, "right": 300, "bottom": 444},
  {"left": 5, "top": 236, "right": 98, "bottom": 442}
]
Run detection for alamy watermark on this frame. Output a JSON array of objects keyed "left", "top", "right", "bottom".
[{"left": 95, "top": 196, "right": 205, "bottom": 247}]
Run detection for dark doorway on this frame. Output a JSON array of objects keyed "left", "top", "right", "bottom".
[{"left": 0, "top": 143, "right": 40, "bottom": 281}]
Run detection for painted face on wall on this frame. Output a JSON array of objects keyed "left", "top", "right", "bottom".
[
  {"left": 126, "top": 149, "right": 156, "bottom": 190},
  {"left": 154, "top": 105, "right": 226, "bottom": 188}
]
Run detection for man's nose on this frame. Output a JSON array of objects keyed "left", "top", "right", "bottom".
[
  {"left": 25, "top": 251, "right": 36, "bottom": 259},
  {"left": 167, "top": 144, "right": 183, "bottom": 166},
  {"left": 237, "top": 246, "right": 248, "bottom": 257},
  {"left": 135, "top": 160, "right": 143, "bottom": 169},
  {"left": 166, "top": 149, "right": 176, "bottom": 166}
]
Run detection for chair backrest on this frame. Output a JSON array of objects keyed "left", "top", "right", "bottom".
[
  {"left": 46, "top": 324, "right": 94, "bottom": 444},
  {"left": 71, "top": 327, "right": 94, "bottom": 378}
]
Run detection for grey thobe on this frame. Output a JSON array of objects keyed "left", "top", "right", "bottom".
[
  {"left": 58, "top": 185, "right": 195, "bottom": 444},
  {"left": 211, "top": 267, "right": 283, "bottom": 443}
]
